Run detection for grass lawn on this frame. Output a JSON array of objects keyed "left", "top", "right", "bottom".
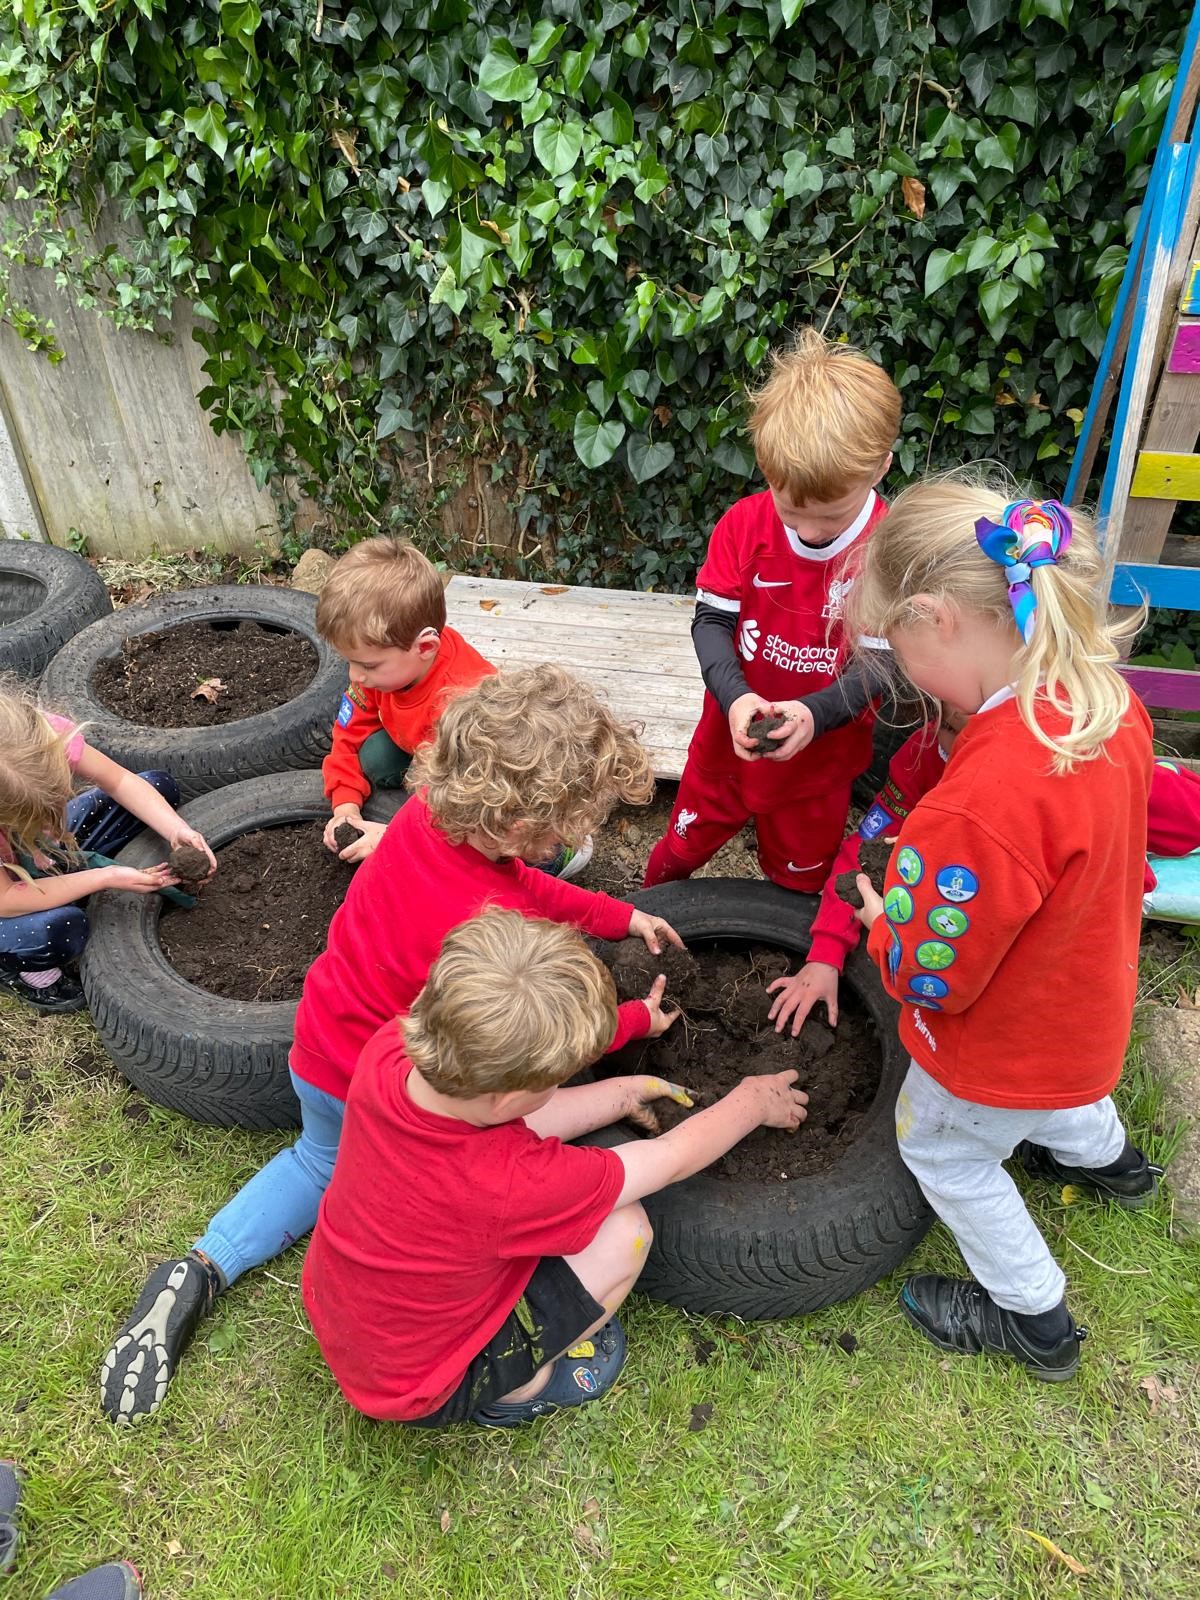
[{"left": 2, "top": 939, "right": 1200, "bottom": 1600}]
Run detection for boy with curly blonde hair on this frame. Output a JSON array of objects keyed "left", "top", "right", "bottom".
[
  {"left": 102, "top": 665, "right": 682, "bottom": 1426},
  {"left": 304, "top": 909, "right": 808, "bottom": 1426},
  {"left": 316, "top": 537, "right": 494, "bottom": 864},
  {"left": 644, "top": 327, "right": 902, "bottom": 892}
]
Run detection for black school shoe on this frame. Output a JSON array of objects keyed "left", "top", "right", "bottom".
[
  {"left": 1015, "top": 1140, "right": 1163, "bottom": 1210},
  {"left": 100, "top": 1254, "right": 221, "bottom": 1425},
  {"left": 0, "top": 969, "right": 86, "bottom": 1015},
  {"left": 0, "top": 1459, "right": 23, "bottom": 1573},
  {"left": 899, "top": 1275, "right": 1086, "bottom": 1381},
  {"left": 47, "top": 1562, "right": 143, "bottom": 1600}
]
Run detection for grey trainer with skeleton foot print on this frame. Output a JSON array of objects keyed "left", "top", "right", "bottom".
[{"left": 100, "top": 1253, "right": 222, "bottom": 1425}]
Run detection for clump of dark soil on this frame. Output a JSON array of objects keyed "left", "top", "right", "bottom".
[
  {"left": 159, "top": 824, "right": 353, "bottom": 1001},
  {"left": 332, "top": 819, "right": 363, "bottom": 853},
  {"left": 167, "top": 843, "right": 210, "bottom": 884},
  {"left": 746, "top": 710, "right": 788, "bottom": 753},
  {"left": 601, "top": 937, "right": 705, "bottom": 1009},
  {"left": 835, "top": 836, "right": 894, "bottom": 907},
  {"left": 597, "top": 941, "right": 880, "bottom": 1181},
  {"left": 93, "top": 619, "right": 318, "bottom": 727}
]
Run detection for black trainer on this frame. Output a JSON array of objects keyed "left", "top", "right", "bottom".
[
  {"left": 0, "top": 969, "right": 86, "bottom": 1015},
  {"left": 100, "top": 1254, "right": 221, "bottom": 1425},
  {"left": 899, "top": 1274, "right": 1085, "bottom": 1381},
  {"left": 47, "top": 1562, "right": 143, "bottom": 1599},
  {"left": 1016, "top": 1140, "right": 1163, "bottom": 1211},
  {"left": 0, "top": 1459, "right": 23, "bottom": 1574}
]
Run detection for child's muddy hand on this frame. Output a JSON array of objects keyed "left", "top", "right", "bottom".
[
  {"left": 172, "top": 825, "right": 217, "bottom": 878},
  {"left": 626, "top": 1073, "right": 693, "bottom": 1132},
  {"left": 643, "top": 975, "right": 682, "bottom": 1038},
  {"left": 768, "top": 961, "right": 839, "bottom": 1034},
  {"left": 628, "top": 909, "right": 685, "bottom": 954},
  {"left": 105, "top": 863, "right": 179, "bottom": 894},
  {"left": 761, "top": 701, "right": 815, "bottom": 761},
  {"left": 742, "top": 1069, "right": 809, "bottom": 1130},
  {"left": 728, "top": 692, "right": 774, "bottom": 762},
  {"left": 337, "top": 819, "right": 386, "bottom": 863},
  {"left": 854, "top": 875, "right": 885, "bottom": 929}
]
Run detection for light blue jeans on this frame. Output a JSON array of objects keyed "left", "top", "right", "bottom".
[{"left": 193, "top": 1070, "right": 346, "bottom": 1286}]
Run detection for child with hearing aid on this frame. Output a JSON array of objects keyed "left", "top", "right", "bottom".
[
  {"left": 846, "top": 479, "right": 1160, "bottom": 1380},
  {"left": 102, "top": 664, "right": 685, "bottom": 1426},
  {"left": 303, "top": 908, "right": 808, "bottom": 1426}
]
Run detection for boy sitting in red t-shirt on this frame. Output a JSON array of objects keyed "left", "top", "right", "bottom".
[
  {"left": 303, "top": 908, "right": 808, "bottom": 1427},
  {"left": 643, "top": 327, "right": 903, "bottom": 893},
  {"left": 317, "top": 537, "right": 495, "bottom": 864}
]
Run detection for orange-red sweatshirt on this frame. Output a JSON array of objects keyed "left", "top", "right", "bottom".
[
  {"left": 867, "top": 691, "right": 1153, "bottom": 1109},
  {"left": 322, "top": 626, "right": 495, "bottom": 809}
]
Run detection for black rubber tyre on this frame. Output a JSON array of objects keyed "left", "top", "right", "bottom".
[
  {"left": 81, "top": 772, "right": 404, "bottom": 1130},
  {"left": 583, "top": 878, "right": 931, "bottom": 1320},
  {"left": 39, "top": 585, "right": 346, "bottom": 799},
  {"left": 0, "top": 540, "right": 112, "bottom": 680}
]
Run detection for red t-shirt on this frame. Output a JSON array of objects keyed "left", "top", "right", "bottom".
[
  {"left": 302, "top": 1019, "right": 625, "bottom": 1421},
  {"left": 322, "top": 626, "right": 495, "bottom": 809},
  {"left": 867, "top": 692, "right": 1153, "bottom": 1109},
  {"left": 1146, "top": 759, "right": 1200, "bottom": 883},
  {"left": 291, "top": 793, "right": 642, "bottom": 1100},
  {"left": 688, "top": 488, "right": 887, "bottom": 806}
]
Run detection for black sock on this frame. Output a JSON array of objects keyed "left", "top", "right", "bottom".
[
  {"left": 1013, "top": 1301, "right": 1072, "bottom": 1343},
  {"left": 1093, "top": 1137, "right": 1143, "bottom": 1176}
]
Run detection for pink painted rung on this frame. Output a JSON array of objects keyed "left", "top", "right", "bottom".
[{"left": 1168, "top": 321, "right": 1200, "bottom": 373}]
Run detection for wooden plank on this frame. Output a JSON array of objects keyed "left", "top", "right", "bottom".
[
  {"left": 1183, "top": 260, "right": 1200, "bottom": 315},
  {"left": 1111, "top": 562, "right": 1200, "bottom": 608},
  {"left": 1168, "top": 321, "right": 1200, "bottom": 371},
  {"left": 1130, "top": 450, "right": 1200, "bottom": 500},
  {"left": 1121, "top": 663, "right": 1200, "bottom": 712},
  {"left": 1119, "top": 372, "right": 1200, "bottom": 562}
]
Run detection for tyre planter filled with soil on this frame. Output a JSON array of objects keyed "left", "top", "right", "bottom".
[
  {"left": 39, "top": 586, "right": 346, "bottom": 799},
  {"left": 586, "top": 878, "right": 931, "bottom": 1320},
  {"left": 81, "top": 772, "right": 402, "bottom": 1129},
  {"left": 0, "top": 540, "right": 112, "bottom": 680}
]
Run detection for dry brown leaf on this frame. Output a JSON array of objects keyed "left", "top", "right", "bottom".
[
  {"left": 572, "top": 1523, "right": 603, "bottom": 1557},
  {"left": 1019, "top": 1529, "right": 1088, "bottom": 1575},
  {"left": 439, "top": 1508, "right": 452, "bottom": 1534},
  {"left": 166, "top": 1539, "right": 185, "bottom": 1558},
  {"left": 395, "top": 174, "right": 411, "bottom": 192},
  {"left": 653, "top": 404, "right": 673, "bottom": 425},
  {"left": 580, "top": 1497, "right": 602, "bottom": 1521},
  {"left": 902, "top": 176, "right": 926, "bottom": 219},
  {"left": 191, "top": 677, "right": 226, "bottom": 703},
  {"left": 329, "top": 127, "right": 361, "bottom": 175},
  {"left": 478, "top": 599, "right": 500, "bottom": 611},
  {"left": 1176, "top": 984, "right": 1200, "bottom": 1010},
  {"left": 540, "top": 585, "right": 569, "bottom": 595},
  {"left": 1140, "top": 1373, "right": 1182, "bottom": 1415},
  {"left": 480, "top": 218, "right": 511, "bottom": 244}
]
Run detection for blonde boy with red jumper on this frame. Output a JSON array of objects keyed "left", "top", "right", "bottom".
[
  {"left": 643, "top": 328, "right": 902, "bottom": 892},
  {"left": 847, "top": 483, "right": 1159, "bottom": 1381},
  {"left": 315, "top": 538, "right": 494, "bottom": 864},
  {"left": 102, "top": 666, "right": 682, "bottom": 1426}
]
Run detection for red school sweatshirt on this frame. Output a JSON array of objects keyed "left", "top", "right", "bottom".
[
  {"left": 866, "top": 692, "right": 1153, "bottom": 1109},
  {"left": 291, "top": 793, "right": 647, "bottom": 1101}
]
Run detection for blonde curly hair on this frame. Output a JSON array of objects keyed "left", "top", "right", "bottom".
[
  {"left": 402, "top": 908, "right": 618, "bottom": 1096},
  {"left": 0, "top": 679, "right": 76, "bottom": 866},
  {"left": 408, "top": 664, "right": 654, "bottom": 848}
]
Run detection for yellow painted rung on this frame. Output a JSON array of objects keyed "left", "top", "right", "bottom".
[{"left": 1130, "top": 451, "right": 1200, "bottom": 500}]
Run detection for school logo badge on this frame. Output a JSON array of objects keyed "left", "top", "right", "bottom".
[
  {"left": 739, "top": 618, "right": 761, "bottom": 659},
  {"left": 675, "top": 807, "right": 698, "bottom": 839},
  {"left": 822, "top": 575, "right": 854, "bottom": 620},
  {"left": 336, "top": 694, "right": 356, "bottom": 728},
  {"left": 859, "top": 804, "right": 895, "bottom": 840}
]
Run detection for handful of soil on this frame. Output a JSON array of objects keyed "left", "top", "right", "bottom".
[
  {"left": 602, "top": 938, "right": 703, "bottom": 1010},
  {"left": 167, "top": 842, "right": 211, "bottom": 885},
  {"left": 835, "top": 836, "right": 894, "bottom": 908},
  {"left": 746, "top": 709, "right": 788, "bottom": 753},
  {"left": 332, "top": 819, "right": 363, "bottom": 853}
]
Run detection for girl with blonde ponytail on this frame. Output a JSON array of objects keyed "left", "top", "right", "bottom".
[{"left": 842, "top": 474, "right": 1158, "bottom": 1382}]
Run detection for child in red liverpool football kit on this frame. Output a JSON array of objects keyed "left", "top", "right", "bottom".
[
  {"left": 847, "top": 478, "right": 1160, "bottom": 1380},
  {"left": 304, "top": 910, "right": 808, "bottom": 1427},
  {"left": 102, "top": 666, "right": 683, "bottom": 1426},
  {"left": 767, "top": 709, "right": 1200, "bottom": 1034},
  {"left": 643, "top": 328, "right": 903, "bottom": 892},
  {"left": 315, "top": 537, "right": 495, "bottom": 864}
]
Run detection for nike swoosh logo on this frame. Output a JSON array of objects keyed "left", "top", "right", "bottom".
[
  {"left": 786, "top": 861, "right": 822, "bottom": 873},
  {"left": 752, "top": 574, "right": 790, "bottom": 588}
]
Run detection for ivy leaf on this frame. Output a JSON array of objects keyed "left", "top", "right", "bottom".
[
  {"left": 533, "top": 119, "right": 585, "bottom": 178},
  {"left": 924, "top": 247, "right": 965, "bottom": 294},
  {"left": 1019, "top": 0, "right": 1071, "bottom": 25},
  {"left": 979, "top": 276, "right": 1020, "bottom": 333},
  {"left": 626, "top": 433, "right": 675, "bottom": 482},
  {"left": 183, "top": 104, "right": 228, "bottom": 161},
  {"left": 477, "top": 40, "right": 538, "bottom": 103},
  {"left": 377, "top": 398, "right": 414, "bottom": 441},
  {"left": 782, "top": 151, "right": 824, "bottom": 200},
  {"left": 219, "top": 0, "right": 260, "bottom": 43},
  {"left": 594, "top": 94, "right": 634, "bottom": 147},
  {"left": 527, "top": 20, "right": 565, "bottom": 65},
  {"left": 974, "top": 124, "right": 1021, "bottom": 172},
  {"left": 967, "top": 0, "right": 1007, "bottom": 30},
  {"left": 573, "top": 409, "right": 625, "bottom": 467},
  {"left": 781, "top": 0, "right": 807, "bottom": 22},
  {"left": 825, "top": 126, "right": 855, "bottom": 160}
]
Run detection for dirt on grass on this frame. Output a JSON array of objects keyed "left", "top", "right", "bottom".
[
  {"left": 93, "top": 619, "right": 318, "bottom": 727},
  {"left": 158, "top": 824, "right": 353, "bottom": 1001},
  {"left": 596, "top": 937, "right": 881, "bottom": 1181}
]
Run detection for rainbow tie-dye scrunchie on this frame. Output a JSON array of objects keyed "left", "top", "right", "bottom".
[{"left": 974, "top": 499, "right": 1073, "bottom": 644}]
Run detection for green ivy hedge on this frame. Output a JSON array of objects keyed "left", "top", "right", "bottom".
[{"left": 0, "top": 0, "right": 1186, "bottom": 588}]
